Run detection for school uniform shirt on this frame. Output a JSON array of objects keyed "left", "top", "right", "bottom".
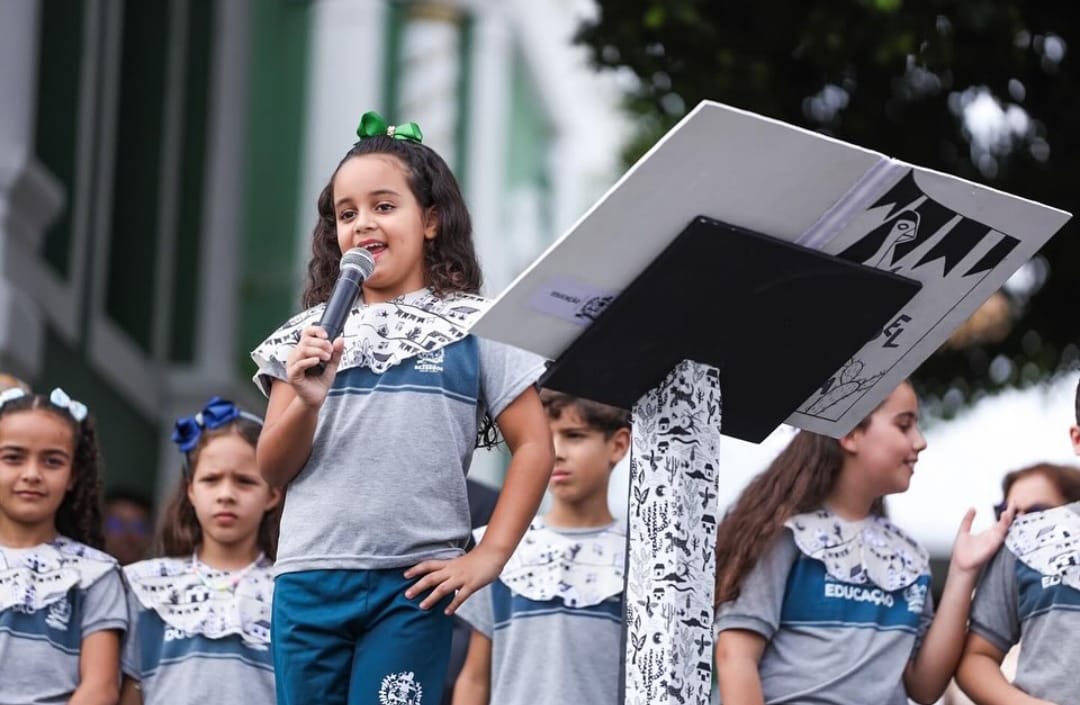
[
  {"left": 969, "top": 501, "right": 1080, "bottom": 705},
  {"left": 0, "top": 537, "right": 127, "bottom": 704},
  {"left": 122, "top": 555, "right": 276, "bottom": 705},
  {"left": 456, "top": 519, "right": 626, "bottom": 705},
  {"left": 251, "top": 289, "right": 546, "bottom": 575},
  {"left": 713, "top": 509, "right": 933, "bottom": 705}
]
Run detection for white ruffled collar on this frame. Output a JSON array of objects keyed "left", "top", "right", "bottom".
[
  {"left": 124, "top": 554, "right": 275, "bottom": 646},
  {"left": 1005, "top": 502, "right": 1080, "bottom": 591},
  {"left": 250, "top": 288, "right": 491, "bottom": 394},
  {"left": 785, "top": 508, "right": 929, "bottom": 591},
  {"left": 490, "top": 517, "right": 625, "bottom": 607},
  {"left": 0, "top": 536, "right": 117, "bottom": 612}
]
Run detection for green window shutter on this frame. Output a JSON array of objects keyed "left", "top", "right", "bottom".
[
  {"left": 34, "top": 0, "right": 86, "bottom": 279},
  {"left": 104, "top": 0, "right": 170, "bottom": 353}
]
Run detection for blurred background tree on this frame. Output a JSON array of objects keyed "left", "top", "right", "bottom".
[{"left": 576, "top": 0, "right": 1078, "bottom": 415}]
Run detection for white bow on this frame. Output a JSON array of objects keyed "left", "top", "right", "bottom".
[
  {"left": 49, "top": 387, "right": 88, "bottom": 422},
  {"left": 0, "top": 387, "right": 26, "bottom": 407}
]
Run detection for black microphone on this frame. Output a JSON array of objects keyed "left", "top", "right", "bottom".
[{"left": 307, "top": 247, "right": 376, "bottom": 376}]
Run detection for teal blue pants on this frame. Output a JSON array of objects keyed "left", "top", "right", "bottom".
[{"left": 272, "top": 569, "right": 453, "bottom": 705}]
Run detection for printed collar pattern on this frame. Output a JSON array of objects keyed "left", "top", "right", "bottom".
[
  {"left": 785, "top": 508, "right": 929, "bottom": 591},
  {"left": 0, "top": 536, "right": 117, "bottom": 612},
  {"left": 250, "top": 288, "right": 491, "bottom": 394},
  {"left": 124, "top": 555, "right": 275, "bottom": 647},
  {"left": 486, "top": 517, "right": 626, "bottom": 607},
  {"left": 1005, "top": 501, "right": 1080, "bottom": 591}
]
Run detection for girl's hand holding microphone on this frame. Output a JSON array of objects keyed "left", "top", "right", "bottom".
[{"left": 286, "top": 326, "right": 344, "bottom": 408}]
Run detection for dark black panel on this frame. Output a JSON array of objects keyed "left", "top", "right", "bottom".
[{"left": 540, "top": 216, "right": 922, "bottom": 442}]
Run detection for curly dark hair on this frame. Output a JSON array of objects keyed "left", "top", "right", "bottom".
[
  {"left": 157, "top": 417, "right": 281, "bottom": 560},
  {"left": 0, "top": 393, "right": 106, "bottom": 549},
  {"left": 301, "top": 132, "right": 501, "bottom": 447},
  {"left": 302, "top": 135, "right": 481, "bottom": 308}
]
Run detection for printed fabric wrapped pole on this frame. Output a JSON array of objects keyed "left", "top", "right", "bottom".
[{"left": 623, "top": 359, "right": 722, "bottom": 705}]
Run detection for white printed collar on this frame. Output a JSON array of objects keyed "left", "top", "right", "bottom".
[
  {"left": 1005, "top": 502, "right": 1080, "bottom": 591},
  {"left": 250, "top": 288, "right": 490, "bottom": 394},
  {"left": 484, "top": 517, "right": 626, "bottom": 607},
  {"left": 0, "top": 536, "right": 117, "bottom": 612},
  {"left": 785, "top": 508, "right": 929, "bottom": 591},
  {"left": 124, "top": 554, "right": 275, "bottom": 646}
]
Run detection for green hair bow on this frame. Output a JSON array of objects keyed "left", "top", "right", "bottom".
[{"left": 356, "top": 111, "right": 424, "bottom": 143}]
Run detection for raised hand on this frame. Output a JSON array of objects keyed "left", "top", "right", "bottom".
[
  {"left": 285, "top": 325, "right": 344, "bottom": 409},
  {"left": 950, "top": 505, "right": 1015, "bottom": 574}
]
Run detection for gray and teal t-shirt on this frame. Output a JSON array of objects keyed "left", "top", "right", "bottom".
[
  {"left": 969, "top": 501, "right": 1080, "bottom": 705},
  {"left": 122, "top": 555, "right": 276, "bottom": 705},
  {"left": 0, "top": 537, "right": 127, "bottom": 704},
  {"left": 713, "top": 529, "right": 933, "bottom": 705},
  {"left": 254, "top": 332, "right": 546, "bottom": 574},
  {"left": 456, "top": 521, "right": 625, "bottom": 705}
]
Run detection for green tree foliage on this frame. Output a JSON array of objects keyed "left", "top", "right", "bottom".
[{"left": 576, "top": 0, "right": 1078, "bottom": 411}]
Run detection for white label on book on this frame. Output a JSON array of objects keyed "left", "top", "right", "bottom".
[{"left": 529, "top": 278, "right": 616, "bottom": 326}]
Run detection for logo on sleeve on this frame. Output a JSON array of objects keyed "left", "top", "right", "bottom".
[{"left": 903, "top": 582, "right": 928, "bottom": 614}]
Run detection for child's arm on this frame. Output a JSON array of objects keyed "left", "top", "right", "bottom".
[
  {"left": 452, "top": 630, "right": 493, "bottom": 705},
  {"left": 69, "top": 630, "right": 121, "bottom": 705},
  {"left": 117, "top": 677, "right": 143, "bottom": 705},
  {"left": 903, "top": 507, "right": 1013, "bottom": 704},
  {"left": 714, "top": 629, "right": 767, "bottom": 705},
  {"left": 956, "top": 634, "right": 1056, "bottom": 705},
  {"left": 257, "top": 326, "right": 344, "bottom": 487},
  {"left": 405, "top": 386, "right": 553, "bottom": 614}
]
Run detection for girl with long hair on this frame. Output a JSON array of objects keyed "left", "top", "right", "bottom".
[
  {"left": 0, "top": 387, "right": 126, "bottom": 704},
  {"left": 119, "top": 397, "right": 281, "bottom": 705},
  {"left": 252, "top": 112, "right": 552, "bottom": 705},
  {"left": 713, "top": 381, "right": 1012, "bottom": 704}
]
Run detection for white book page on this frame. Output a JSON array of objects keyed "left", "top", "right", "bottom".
[{"left": 788, "top": 166, "right": 1070, "bottom": 435}]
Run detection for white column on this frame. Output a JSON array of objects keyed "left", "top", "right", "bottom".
[
  {"left": 464, "top": 7, "right": 511, "bottom": 295},
  {"left": 397, "top": 4, "right": 463, "bottom": 168},
  {"left": 0, "top": 0, "right": 62, "bottom": 380},
  {"left": 625, "top": 359, "right": 722, "bottom": 705}
]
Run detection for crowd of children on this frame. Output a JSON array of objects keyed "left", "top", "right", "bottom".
[{"left": 1, "top": 112, "right": 1078, "bottom": 705}]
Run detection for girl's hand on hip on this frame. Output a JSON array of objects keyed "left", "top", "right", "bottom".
[
  {"left": 950, "top": 505, "right": 1015, "bottom": 574},
  {"left": 404, "top": 545, "right": 506, "bottom": 615},
  {"left": 286, "top": 326, "right": 343, "bottom": 408}
]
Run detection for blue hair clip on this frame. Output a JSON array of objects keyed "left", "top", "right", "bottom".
[{"left": 171, "top": 396, "right": 263, "bottom": 456}]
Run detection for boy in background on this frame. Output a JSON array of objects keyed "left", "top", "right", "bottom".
[{"left": 453, "top": 390, "right": 630, "bottom": 705}]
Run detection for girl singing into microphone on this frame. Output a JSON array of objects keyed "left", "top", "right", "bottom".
[{"left": 251, "top": 112, "right": 553, "bottom": 705}]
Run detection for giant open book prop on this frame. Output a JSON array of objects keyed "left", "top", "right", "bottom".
[
  {"left": 474, "top": 100, "right": 1072, "bottom": 438},
  {"left": 471, "top": 101, "right": 1071, "bottom": 705}
]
